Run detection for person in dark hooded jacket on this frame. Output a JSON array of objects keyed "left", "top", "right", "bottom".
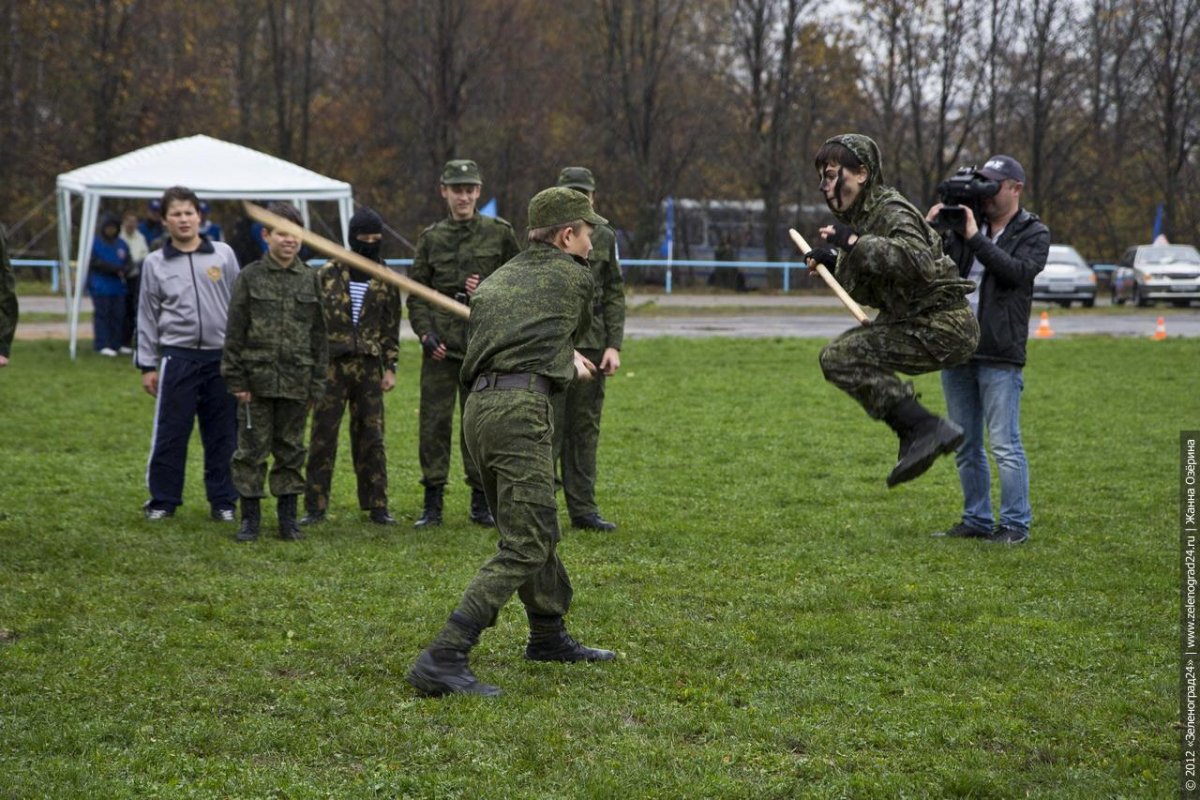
[
  {"left": 88, "top": 213, "right": 129, "bottom": 356},
  {"left": 805, "top": 133, "right": 980, "bottom": 488}
]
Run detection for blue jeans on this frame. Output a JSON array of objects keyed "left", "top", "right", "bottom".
[{"left": 941, "top": 362, "right": 1031, "bottom": 532}]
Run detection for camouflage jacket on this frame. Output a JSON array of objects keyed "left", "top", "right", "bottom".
[
  {"left": 461, "top": 242, "right": 594, "bottom": 394},
  {"left": 574, "top": 222, "right": 625, "bottom": 352},
  {"left": 824, "top": 133, "right": 975, "bottom": 323},
  {"left": 222, "top": 254, "right": 328, "bottom": 401},
  {"left": 317, "top": 262, "right": 402, "bottom": 368},
  {"left": 406, "top": 213, "right": 521, "bottom": 360},
  {"left": 0, "top": 224, "right": 17, "bottom": 358}
]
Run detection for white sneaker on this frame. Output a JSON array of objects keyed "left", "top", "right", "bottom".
[
  {"left": 99, "top": 348, "right": 118, "bottom": 357},
  {"left": 118, "top": 346, "right": 133, "bottom": 355}
]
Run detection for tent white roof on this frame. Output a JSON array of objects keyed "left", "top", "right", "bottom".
[
  {"left": 56, "top": 134, "right": 353, "bottom": 199},
  {"left": 55, "top": 135, "right": 354, "bottom": 358}
]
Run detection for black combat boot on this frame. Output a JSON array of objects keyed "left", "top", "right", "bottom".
[
  {"left": 883, "top": 397, "right": 964, "bottom": 488},
  {"left": 525, "top": 613, "right": 616, "bottom": 662},
  {"left": 406, "top": 611, "right": 501, "bottom": 697},
  {"left": 277, "top": 494, "right": 304, "bottom": 540},
  {"left": 468, "top": 488, "right": 495, "bottom": 527},
  {"left": 299, "top": 508, "right": 326, "bottom": 526},
  {"left": 236, "top": 497, "right": 261, "bottom": 542},
  {"left": 413, "top": 484, "right": 444, "bottom": 529}
]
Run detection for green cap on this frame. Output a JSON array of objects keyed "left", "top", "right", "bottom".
[
  {"left": 441, "top": 159, "right": 482, "bottom": 185},
  {"left": 527, "top": 187, "right": 608, "bottom": 229},
  {"left": 557, "top": 166, "right": 596, "bottom": 192}
]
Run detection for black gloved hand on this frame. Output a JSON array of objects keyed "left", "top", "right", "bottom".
[
  {"left": 805, "top": 247, "right": 838, "bottom": 270},
  {"left": 827, "top": 222, "right": 858, "bottom": 251},
  {"left": 421, "top": 333, "right": 442, "bottom": 355}
]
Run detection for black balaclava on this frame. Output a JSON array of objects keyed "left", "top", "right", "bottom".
[{"left": 348, "top": 208, "right": 383, "bottom": 281}]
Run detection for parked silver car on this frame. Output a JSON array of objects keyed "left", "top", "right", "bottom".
[
  {"left": 1033, "top": 244, "right": 1097, "bottom": 308},
  {"left": 1112, "top": 243, "right": 1200, "bottom": 307}
]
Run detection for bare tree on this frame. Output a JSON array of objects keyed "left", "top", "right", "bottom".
[
  {"left": 589, "top": 0, "right": 708, "bottom": 257},
  {"left": 1140, "top": 0, "right": 1200, "bottom": 240},
  {"left": 731, "top": 0, "right": 809, "bottom": 262}
]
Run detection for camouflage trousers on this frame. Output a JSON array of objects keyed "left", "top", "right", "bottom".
[
  {"left": 552, "top": 347, "right": 606, "bottom": 518},
  {"left": 304, "top": 355, "right": 388, "bottom": 513},
  {"left": 454, "top": 389, "right": 573, "bottom": 628},
  {"left": 418, "top": 354, "right": 482, "bottom": 490},
  {"left": 232, "top": 396, "right": 310, "bottom": 498},
  {"left": 819, "top": 309, "right": 980, "bottom": 419}
]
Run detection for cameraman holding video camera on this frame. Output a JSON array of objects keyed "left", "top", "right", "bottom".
[{"left": 926, "top": 155, "right": 1048, "bottom": 545}]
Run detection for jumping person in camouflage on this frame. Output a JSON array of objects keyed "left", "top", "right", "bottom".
[
  {"left": 407, "top": 187, "right": 616, "bottom": 698},
  {"left": 805, "top": 134, "right": 980, "bottom": 488},
  {"left": 553, "top": 167, "right": 625, "bottom": 531},
  {"left": 407, "top": 159, "right": 521, "bottom": 529},
  {"left": 301, "top": 208, "right": 402, "bottom": 527},
  {"left": 222, "top": 202, "right": 328, "bottom": 542}
]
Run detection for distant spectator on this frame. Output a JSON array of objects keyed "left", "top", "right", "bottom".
[
  {"left": 119, "top": 211, "right": 149, "bottom": 355},
  {"left": 229, "top": 211, "right": 268, "bottom": 267},
  {"left": 0, "top": 223, "right": 17, "bottom": 367},
  {"left": 198, "top": 201, "right": 224, "bottom": 242},
  {"left": 88, "top": 213, "right": 129, "bottom": 357},
  {"left": 138, "top": 199, "right": 165, "bottom": 250}
]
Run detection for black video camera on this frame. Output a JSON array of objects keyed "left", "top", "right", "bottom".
[{"left": 934, "top": 167, "right": 1000, "bottom": 234}]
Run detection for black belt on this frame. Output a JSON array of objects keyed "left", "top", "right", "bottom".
[{"left": 471, "top": 372, "right": 552, "bottom": 395}]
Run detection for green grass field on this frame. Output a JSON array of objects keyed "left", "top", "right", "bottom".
[{"left": 0, "top": 335, "right": 1191, "bottom": 798}]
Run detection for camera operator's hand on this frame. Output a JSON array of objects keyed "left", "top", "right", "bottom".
[
  {"left": 820, "top": 222, "right": 859, "bottom": 251},
  {"left": 421, "top": 333, "right": 447, "bottom": 361},
  {"left": 805, "top": 247, "right": 838, "bottom": 271},
  {"left": 960, "top": 205, "right": 979, "bottom": 239},
  {"left": 927, "top": 202, "right": 979, "bottom": 239}
]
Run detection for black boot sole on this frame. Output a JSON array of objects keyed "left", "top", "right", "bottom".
[{"left": 887, "top": 419, "right": 964, "bottom": 488}]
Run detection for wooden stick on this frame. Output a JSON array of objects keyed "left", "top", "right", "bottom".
[
  {"left": 241, "top": 201, "right": 470, "bottom": 320},
  {"left": 788, "top": 228, "right": 871, "bottom": 326}
]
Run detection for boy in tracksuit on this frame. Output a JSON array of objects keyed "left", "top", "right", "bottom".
[
  {"left": 221, "top": 202, "right": 328, "bottom": 542},
  {"left": 137, "top": 186, "right": 240, "bottom": 522}
]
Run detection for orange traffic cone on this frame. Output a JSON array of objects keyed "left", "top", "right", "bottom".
[
  {"left": 1152, "top": 316, "right": 1167, "bottom": 340},
  {"left": 1034, "top": 311, "right": 1054, "bottom": 339}
]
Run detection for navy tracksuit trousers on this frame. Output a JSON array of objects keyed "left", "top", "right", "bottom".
[{"left": 145, "top": 347, "right": 238, "bottom": 512}]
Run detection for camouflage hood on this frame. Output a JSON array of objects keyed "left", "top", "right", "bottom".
[{"left": 823, "top": 133, "right": 897, "bottom": 227}]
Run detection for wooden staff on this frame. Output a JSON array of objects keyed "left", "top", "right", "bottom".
[
  {"left": 788, "top": 228, "right": 871, "bottom": 326},
  {"left": 241, "top": 201, "right": 470, "bottom": 320}
]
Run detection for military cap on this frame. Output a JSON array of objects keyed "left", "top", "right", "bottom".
[
  {"left": 528, "top": 186, "right": 608, "bottom": 229},
  {"left": 557, "top": 166, "right": 596, "bottom": 192},
  {"left": 441, "top": 159, "right": 483, "bottom": 185}
]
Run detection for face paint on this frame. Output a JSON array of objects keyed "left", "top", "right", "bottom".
[{"left": 819, "top": 165, "right": 848, "bottom": 210}]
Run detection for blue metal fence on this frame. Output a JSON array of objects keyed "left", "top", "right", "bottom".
[
  {"left": 622, "top": 259, "right": 810, "bottom": 293},
  {"left": 13, "top": 257, "right": 811, "bottom": 296}
]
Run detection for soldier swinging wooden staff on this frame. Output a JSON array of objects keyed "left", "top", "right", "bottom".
[{"left": 801, "top": 134, "right": 980, "bottom": 489}]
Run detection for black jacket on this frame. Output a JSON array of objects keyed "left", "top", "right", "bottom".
[{"left": 944, "top": 208, "right": 1049, "bottom": 366}]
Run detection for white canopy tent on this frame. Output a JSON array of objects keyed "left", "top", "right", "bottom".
[{"left": 56, "top": 134, "right": 354, "bottom": 358}]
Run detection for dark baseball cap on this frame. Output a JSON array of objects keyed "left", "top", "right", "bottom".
[
  {"left": 441, "top": 159, "right": 483, "bottom": 185},
  {"left": 527, "top": 187, "right": 607, "bottom": 229},
  {"left": 977, "top": 155, "right": 1025, "bottom": 183},
  {"left": 557, "top": 166, "right": 596, "bottom": 192}
]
